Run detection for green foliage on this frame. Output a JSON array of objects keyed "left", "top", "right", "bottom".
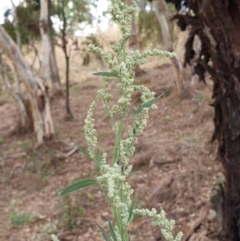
[
  {"left": 21, "top": 141, "right": 30, "bottom": 151},
  {"left": 78, "top": 147, "right": 91, "bottom": 159},
  {"left": 98, "top": 225, "right": 112, "bottom": 241},
  {"left": 40, "top": 166, "right": 52, "bottom": 179},
  {"left": 193, "top": 93, "right": 205, "bottom": 104},
  {"left": 3, "top": 1, "right": 41, "bottom": 45},
  {"left": 82, "top": 34, "right": 104, "bottom": 65},
  {"left": 161, "top": 115, "right": 172, "bottom": 123},
  {"left": 9, "top": 208, "right": 33, "bottom": 226},
  {"left": 131, "top": 94, "right": 162, "bottom": 116},
  {"left": 60, "top": 179, "right": 98, "bottom": 195},
  {"left": 137, "top": 1, "right": 176, "bottom": 48},
  {"left": 176, "top": 133, "right": 198, "bottom": 145},
  {"left": 2, "top": 0, "right": 96, "bottom": 45},
  {"left": 59, "top": 1, "right": 182, "bottom": 241},
  {"left": 137, "top": 8, "right": 162, "bottom": 47},
  {"left": 57, "top": 193, "right": 84, "bottom": 230},
  {"left": 55, "top": 128, "right": 63, "bottom": 138},
  {"left": 54, "top": 0, "right": 96, "bottom": 35}
]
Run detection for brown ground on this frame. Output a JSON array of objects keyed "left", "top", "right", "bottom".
[{"left": 0, "top": 59, "right": 223, "bottom": 241}]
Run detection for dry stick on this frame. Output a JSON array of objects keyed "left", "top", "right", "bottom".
[
  {"left": 182, "top": 207, "right": 209, "bottom": 241},
  {"left": 188, "top": 230, "right": 212, "bottom": 241},
  {"left": 54, "top": 146, "right": 79, "bottom": 160},
  {"left": 64, "top": 146, "right": 79, "bottom": 158}
]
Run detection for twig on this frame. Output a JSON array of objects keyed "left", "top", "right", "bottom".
[
  {"left": 65, "top": 146, "right": 78, "bottom": 158},
  {"left": 182, "top": 207, "right": 209, "bottom": 241}
]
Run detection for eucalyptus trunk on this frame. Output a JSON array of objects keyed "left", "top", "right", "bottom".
[
  {"left": 0, "top": 25, "right": 54, "bottom": 144},
  {"left": 152, "top": 0, "right": 185, "bottom": 96},
  {"left": 167, "top": 0, "right": 240, "bottom": 240},
  {"left": 40, "top": 0, "right": 61, "bottom": 92}
]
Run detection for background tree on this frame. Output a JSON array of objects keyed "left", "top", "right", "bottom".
[
  {"left": 39, "top": 0, "right": 61, "bottom": 92},
  {"left": 167, "top": 0, "right": 240, "bottom": 240},
  {"left": 3, "top": 0, "right": 61, "bottom": 91},
  {"left": 54, "top": 0, "right": 96, "bottom": 118},
  {"left": 152, "top": 0, "right": 185, "bottom": 96},
  {"left": 0, "top": 26, "right": 54, "bottom": 144}
]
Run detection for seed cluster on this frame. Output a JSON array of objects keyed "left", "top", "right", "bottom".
[{"left": 83, "top": 0, "right": 182, "bottom": 240}]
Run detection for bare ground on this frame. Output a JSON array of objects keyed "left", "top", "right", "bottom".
[{"left": 0, "top": 61, "right": 223, "bottom": 241}]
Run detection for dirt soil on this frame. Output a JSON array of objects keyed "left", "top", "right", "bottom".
[{"left": 0, "top": 61, "right": 223, "bottom": 241}]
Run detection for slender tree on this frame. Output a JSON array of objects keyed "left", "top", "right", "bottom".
[
  {"left": 39, "top": 0, "right": 61, "bottom": 92},
  {"left": 55, "top": 0, "right": 95, "bottom": 118}
]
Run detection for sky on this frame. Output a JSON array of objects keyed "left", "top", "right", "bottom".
[
  {"left": 0, "top": 0, "right": 20, "bottom": 23},
  {"left": 0, "top": 0, "right": 110, "bottom": 35}
]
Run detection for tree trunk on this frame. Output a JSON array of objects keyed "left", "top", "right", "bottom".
[
  {"left": 0, "top": 52, "right": 28, "bottom": 129},
  {"left": 126, "top": 0, "right": 146, "bottom": 76},
  {"left": 50, "top": 41, "right": 61, "bottom": 92},
  {"left": 0, "top": 25, "right": 54, "bottom": 144},
  {"left": 39, "top": 0, "right": 61, "bottom": 92},
  {"left": 152, "top": 0, "right": 185, "bottom": 96},
  {"left": 61, "top": 0, "right": 72, "bottom": 118},
  {"left": 167, "top": 0, "right": 240, "bottom": 240}
]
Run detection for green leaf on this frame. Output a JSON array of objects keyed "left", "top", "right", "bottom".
[
  {"left": 131, "top": 94, "right": 163, "bottom": 116},
  {"left": 78, "top": 147, "right": 91, "bottom": 159},
  {"left": 60, "top": 179, "right": 98, "bottom": 195},
  {"left": 97, "top": 225, "right": 112, "bottom": 241},
  {"left": 93, "top": 72, "right": 119, "bottom": 78},
  {"left": 108, "top": 221, "right": 117, "bottom": 241},
  {"left": 129, "top": 171, "right": 143, "bottom": 176},
  {"left": 128, "top": 200, "right": 135, "bottom": 223},
  {"left": 113, "top": 207, "right": 122, "bottom": 234}
]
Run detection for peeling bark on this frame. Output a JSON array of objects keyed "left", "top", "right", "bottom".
[
  {"left": 0, "top": 25, "right": 54, "bottom": 144},
  {"left": 39, "top": 0, "right": 61, "bottom": 92},
  {"left": 166, "top": 0, "right": 240, "bottom": 240},
  {"left": 0, "top": 52, "right": 28, "bottom": 129}
]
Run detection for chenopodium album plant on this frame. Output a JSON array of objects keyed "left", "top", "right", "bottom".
[{"left": 57, "top": 1, "right": 183, "bottom": 241}]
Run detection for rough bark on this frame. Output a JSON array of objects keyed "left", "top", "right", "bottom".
[
  {"left": 152, "top": 0, "right": 185, "bottom": 96},
  {"left": 39, "top": 0, "right": 61, "bottom": 92},
  {"left": 0, "top": 25, "right": 54, "bottom": 144},
  {"left": 166, "top": 0, "right": 240, "bottom": 240},
  {"left": 50, "top": 41, "right": 61, "bottom": 91},
  {"left": 0, "top": 52, "right": 28, "bottom": 129}
]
